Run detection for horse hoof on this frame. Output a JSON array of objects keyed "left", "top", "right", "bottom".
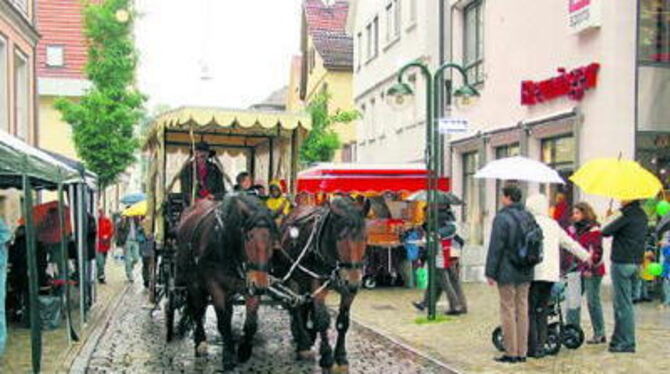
[
  {"left": 237, "top": 343, "right": 253, "bottom": 363},
  {"left": 296, "top": 350, "right": 316, "bottom": 361},
  {"left": 195, "top": 342, "right": 208, "bottom": 357}
]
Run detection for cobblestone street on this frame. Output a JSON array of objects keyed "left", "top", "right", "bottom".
[{"left": 79, "top": 281, "right": 454, "bottom": 374}]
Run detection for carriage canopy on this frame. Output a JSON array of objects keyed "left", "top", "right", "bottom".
[{"left": 143, "top": 107, "right": 312, "bottom": 243}]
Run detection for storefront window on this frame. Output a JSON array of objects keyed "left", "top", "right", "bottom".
[
  {"left": 639, "top": 0, "right": 670, "bottom": 64},
  {"left": 637, "top": 132, "right": 670, "bottom": 190},
  {"left": 541, "top": 135, "right": 575, "bottom": 213},
  {"left": 495, "top": 143, "right": 520, "bottom": 210},
  {"left": 462, "top": 151, "right": 482, "bottom": 245}
]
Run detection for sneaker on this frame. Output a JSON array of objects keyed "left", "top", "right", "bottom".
[
  {"left": 516, "top": 357, "right": 527, "bottom": 363},
  {"left": 493, "top": 355, "right": 517, "bottom": 363},
  {"left": 608, "top": 345, "right": 635, "bottom": 354},
  {"left": 98, "top": 278, "right": 106, "bottom": 284},
  {"left": 412, "top": 302, "right": 426, "bottom": 312},
  {"left": 445, "top": 309, "right": 465, "bottom": 316},
  {"left": 586, "top": 336, "right": 606, "bottom": 345}
]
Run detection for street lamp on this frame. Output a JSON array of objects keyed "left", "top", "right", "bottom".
[{"left": 388, "top": 61, "right": 478, "bottom": 321}]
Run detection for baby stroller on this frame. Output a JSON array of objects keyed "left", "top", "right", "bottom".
[{"left": 492, "top": 282, "right": 584, "bottom": 355}]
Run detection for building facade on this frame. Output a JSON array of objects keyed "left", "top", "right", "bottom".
[
  {"left": 300, "top": 0, "right": 356, "bottom": 162},
  {"left": 349, "top": 0, "right": 439, "bottom": 164},
  {"left": 0, "top": 0, "right": 39, "bottom": 224},
  {"left": 442, "top": 0, "right": 669, "bottom": 281},
  {"left": 35, "top": 0, "right": 91, "bottom": 160}
]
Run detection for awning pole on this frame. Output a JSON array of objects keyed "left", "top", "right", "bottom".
[
  {"left": 77, "top": 185, "right": 86, "bottom": 326},
  {"left": 22, "top": 169, "right": 42, "bottom": 374},
  {"left": 58, "top": 180, "right": 78, "bottom": 342}
]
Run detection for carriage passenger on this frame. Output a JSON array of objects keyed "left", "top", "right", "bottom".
[
  {"left": 266, "top": 180, "right": 292, "bottom": 223},
  {"left": 178, "top": 141, "right": 226, "bottom": 206}
]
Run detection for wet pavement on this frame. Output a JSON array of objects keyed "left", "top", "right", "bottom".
[{"left": 80, "top": 282, "right": 454, "bottom": 374}]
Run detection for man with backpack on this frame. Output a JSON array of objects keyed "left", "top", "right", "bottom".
[{"left": 485, "top": 184, "right": 543, "bottom": 364}]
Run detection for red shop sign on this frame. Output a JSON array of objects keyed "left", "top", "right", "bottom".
[{"left": 521, "top": 63, "right": 600, "bottom": 106}]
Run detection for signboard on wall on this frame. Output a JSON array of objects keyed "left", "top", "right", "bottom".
[{"left": 569, "top": 0, "right": 601, "bottom": 33}]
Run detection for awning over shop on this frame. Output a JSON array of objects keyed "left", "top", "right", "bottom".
[
  {"left": 144, "top": 106, "right": 312, "bottom": 152},
  {"left": 0, "top": 130, "right": 81, "bottom": 189},
  {"left": 297, "top": 163, "right": 451, "bottom": 194}
]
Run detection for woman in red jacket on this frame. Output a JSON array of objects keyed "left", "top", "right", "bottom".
[
  {"left": 97, "top": 210, "right": 114, "bottom": 284},
  {"left": 567, "top": 202, "right": 606, "bottom": 344}
]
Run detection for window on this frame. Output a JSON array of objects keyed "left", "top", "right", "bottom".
[
  {"left": 0, "top": 37, "right": 7, "bottom": 132},
  {"left": 409, "top": 0, "right": 417, "bottom": 25},
  {"left": 639, "top": 0, "right": 670, "bottom": 64},
  {"left": 373, "top": 16, "right": 379, "bottom": 58},
  {"left": 356, "top": 32, "right": 363, "bottom": 69},
  {"left": 463, "top": 0, "right": 484, "bottom": 84},
  {"left": 541, "top": 135, "right": 575, "bottom": 213},
  {"left": 46, "top": 45, "right": 64, "bottom": 67},
  {"left": 495, "top": 143, "right": 520, "bottom": 210},
  {"left": 369, "top": 98, "right": 376, "bottom": 139},
  {"left": 366, "top": 17, "right": 379, "bottom": 60},
  {"left": 14, "top": 50, "right": 29, "bottom": 140},
  {"left": 366, "top": 23, "right": 372, "bottom": 59},
  {"left": 462, "top": 151, "right": 482, "bottom": 245},
  {"left": 386, "top": 0, "right": 401, "bottom": 42}
]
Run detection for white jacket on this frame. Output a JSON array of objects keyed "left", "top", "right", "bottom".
[{"left": 526, "top": 194, "right": 590, "bottom": 283}]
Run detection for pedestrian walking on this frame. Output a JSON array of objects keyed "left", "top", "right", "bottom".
[
  {"left": 96, "top": 210, "right": 114, "bottom": 284},
  {"left": 565, "top": 202, "right": 607, "bottom": 344},
  {"left": 485, "top": 185, "right": 535, "bottom": 364},
  {"left": 412, "top": 204, "right": 467, "bottom": 315},
  {"left": 122, "top": 216, "right": 142, "bottom": 282},
  {"left": 525, "top": 194, "right": 590, "bottom": 358},
  {"left": 140, "top": 224, "right": 154, "bottom": 289},
  {"left": 657, "top": 214, "right": 670, "bottom": 310},
  {"left": 601, "top": 200, "right": 648, "bottom": 353},
  {"left": 0, "top": 216, "right": 11, "bottom": 357}
]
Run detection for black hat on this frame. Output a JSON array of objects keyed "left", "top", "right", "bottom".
[{"left": 194, "top": 141, "right": 215, "bottom": 157}]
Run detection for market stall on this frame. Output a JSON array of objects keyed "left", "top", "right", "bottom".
[
  {"left": 0, "top": 131, "right": 95, "bottom": 373},
  {"left": 297, "top": 163, "right": 451, "bottom": 288}
]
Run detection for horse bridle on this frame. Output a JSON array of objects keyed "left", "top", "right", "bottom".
[
  {"left": 213, "top": 203, "right": 273, "bottom": 278},
  {"left": 280, "top": 208, "right": 365, "bottom": 283}
]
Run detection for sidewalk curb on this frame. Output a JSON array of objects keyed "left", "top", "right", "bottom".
[
  {"left": 64, "top": 281, "right": 133, "bottom": 373},
  {"left": 342, "top": 311, "right": 463, "bottom": 374}
]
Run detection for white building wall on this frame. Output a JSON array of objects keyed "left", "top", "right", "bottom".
[
  {"left": 445, "top": 0, "right": 638, "bottom": 281},
  {"left": 352, "top": 0, "right": 440, "bottom": 164}
]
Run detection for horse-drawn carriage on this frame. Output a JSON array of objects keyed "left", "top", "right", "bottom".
[
  {"left": 142, "top": 107, "right": 371, "bottom": 373},
  {"left": 142, "top": 107, "right": 311, "bottom": 338}
]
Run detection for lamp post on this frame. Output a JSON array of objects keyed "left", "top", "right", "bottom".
[{"left": 388, "top": 61, "right": 478, "bottom": 320}]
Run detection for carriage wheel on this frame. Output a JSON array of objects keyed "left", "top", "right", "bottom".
[
  {"left": 363, "top": 276, "right": 377, "bottom": 289},
  {"left": 561, "top": 324, "right": 584, "bottom": 349},
  {"left": 491, "top": 326, "right": 505, "bottom": 352}
]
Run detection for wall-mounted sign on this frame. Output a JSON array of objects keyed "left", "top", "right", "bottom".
[
  {"left": 521, "top": 63, "right": 600, "bottom": 106},
  {"left": 438, "top": 117, "right": 469, "bottom": 134},
  {"left": 569, "top": 0, "right": 601, "bottom": 33}
]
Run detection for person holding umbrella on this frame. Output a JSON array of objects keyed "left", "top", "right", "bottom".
[{"left": 571, "top": 157, "right": 661, "bottom": 353}]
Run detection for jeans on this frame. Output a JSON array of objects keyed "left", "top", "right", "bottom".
[
  {"left": 583, "top": 276, "right": 606, "bottom": 338},
  {"left": 663, "top": 277, "right": 670, "bottom": 306},
  {"left": 566, "top": 275, "right": 606, "bottom": 338},
  {"left": 141, "top": 256, "right": 153, "bottom": 288},
  {"left": 610, "top": 263, "right": 638, "bottom": 350},
  {"left": 0, "top": 247, "right": 7, "bottom": 356},
  {"left": 124, "top": 241, "right": 140, "bottom": 281},
  {"left": 632, "top": 275, "right": 649, "bottom": 300},
  {"left": 96, "top": 252, "right": 108, "bottom": 280},
  {"left": 498, "top": 283, "right": 530, "bottom": 357},
  {"left": 528, "top": 281, "right": 553, "bottom": 355}
]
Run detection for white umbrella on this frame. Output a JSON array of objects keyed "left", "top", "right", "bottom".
[{"left": 474, "top": 156, "right": 565, "bottom": 184}]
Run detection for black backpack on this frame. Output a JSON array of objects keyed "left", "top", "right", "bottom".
[{"left": 507, "top": 209, "right": 544, "bottom": 268}]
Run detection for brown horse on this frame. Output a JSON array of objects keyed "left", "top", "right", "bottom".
[
  {"left": 273, "top": 196, "right": 368, "bottom": 373},
  {"left": 176, "top": 194, "right": 277, "bottom": 371}
]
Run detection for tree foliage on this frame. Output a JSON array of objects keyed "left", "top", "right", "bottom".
[
  {"left": 300, "top": 91, "right": 359, "bottom": 164},
  {"left": 55, "top": 0, "right": 145, "bottom": 188}
]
